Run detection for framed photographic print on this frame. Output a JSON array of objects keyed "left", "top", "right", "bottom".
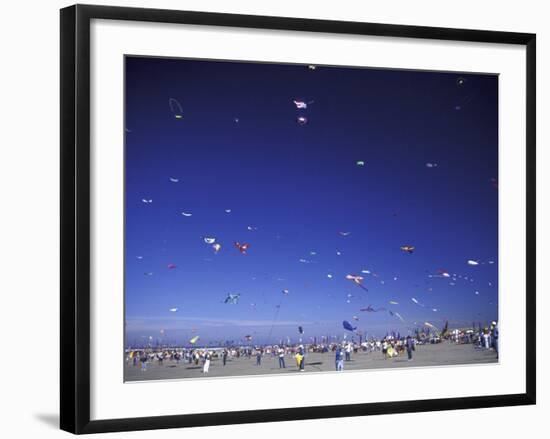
[{"left": 60, "top": 4, "right": 536, "bottom": 434}]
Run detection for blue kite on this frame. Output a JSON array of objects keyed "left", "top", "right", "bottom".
[{"left": 342, "top": 320, "right": 357, "bottom": 332}]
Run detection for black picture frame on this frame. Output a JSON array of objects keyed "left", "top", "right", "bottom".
[{"left": 60, "top": 4, "right": 536, "bottom": 434}]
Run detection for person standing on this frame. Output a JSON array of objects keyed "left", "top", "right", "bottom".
[
  {"left": 345, "top": 342, "right": 352, "bottom": 361},
  {"left": 406, "top": 335, "right": 415, "bottom": 361},
  {"left": 491, "top": 322, "right": 499, "bottom": 358},
  {"left": 140, "top": 352, "right": 147, "bottom": 371},
  {"left": 203, "top": 352, "right": 211, "bottom": 374},
  {"left": 256, "top": 349, "right": 262, "bottom": 366},
  {"left": 335, "top": 347, "right": 344, "bottom": 371},
  {"left": 483, "top": 330, "right": 490, "bottom": 349},
  {"left": 382, "top": 339, "right": 388, "bottom": 359},
  {"left": 222, "top": 349, "right": 228, "bottom": 366},
  {"left": 278, "top": 347, "right": 286, "bottom": 368}
]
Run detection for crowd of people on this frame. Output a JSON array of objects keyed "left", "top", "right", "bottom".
[{"left": 126, "top": 322, "right": 498, "bottom": 375}]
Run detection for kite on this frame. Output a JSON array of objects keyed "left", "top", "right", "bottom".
[
  {"left": 424, "top": 322, "right": 437, "bottom": 329},
  {"left": 169, "top": 308, "right": 178, "bottom": 312},
  {"left": 244, "top": 335, "right": 253, "bottom": 341},
  {"left": 169, "top": 98, "right": 184, "bottom": 119},
  {"left": 212, "top": 243, "right": 222, "bottom": 253},
  {"left": 411, "top": 298, "right": 420, "bottom": 304},
  {"left": 224, "top": 293, "right": 241, "bottom": 304},
  {"left": 282, "top": 289, "right": 290, "bottom": 295},
  {"left": 457, "top": 77, "right": 466, "bottom": 86},
  {"left": 360, "top": 305, "right": 385, "bottom": 313},
  {"left": 189, "top": 335, "right": 200, "bottom": 344},
  {"left": 234, "top": 242, "right": 250, "bottom": 254},
  {"left": 225, "top": 209, "right": 232, "bottom": 213},
  {"left": 389, "top": 301, "right": 399, "bottom": 305},
  {"left": 167, "top": 263, "right": 177, "bottom": 269},
  {"left": 296, "top": 116, "right": 308, "bottom": 125},
  {"left": 181, "top": 212, "right": 193, "bottom": 217},
  {"left": 339, "top": 231, "right": 351, "bottom": 236},
  {"left": 352, "top": 316, "right": 360, "bottom": 321},
  {"left": 393, "top": 311, "right": 405, "bottom": 322},
  {"left": 308, "top": 65, "right": 316, "bottom": 70},
  {"left": 204, "top": 237, "right": 216, "bottom": 244},
  {"left": 169, "top": 177, "right": 179, "bottom": 183},
  {"left": 327, "top": 274, "right": 333, "bottom": 279},
  {"left": 342, "top": 320, "right": 357, "bottom": 332},
  {"left": 356, "top": 160, "right": 365, "bottom": 167},
  {"left": 136, "top": 256, "right": 143, "bottom": 260},
  {"left": 361, "top": 269, "right": 371, "bottom": 274},
  {"left": 144, "top": 272, "right": 153, "bottom": 276},
  {"left": 426, "top": 163, "right": 438, "bottom": 168},
  {"left": 293, "top": 100, "right": 309, "bottom": 109},
  {"left": 247, "top": 225, "right": 258, "bottom": 231},
  {"left": 467, "top": 260, "right": 479, "bottom": 266},
  {"left": 298, "top": 326, "right": 304, "bottom": 334},
  {"left": 400, "top": 245, "right": 415, "bottom": 254},
  {"left": 345, "top": 274, "right": 368, "bottom": 292},
  {"left": 141, "top": 199, "right": 153, "bottom": 204}
]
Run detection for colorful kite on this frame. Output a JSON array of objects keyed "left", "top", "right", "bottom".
[
  {"left": 234, "top": 242, "right": 250, "bottom": 254},
  {"left": 345, "top": 274, "right": 368, "bottom": 292},
  {"left": 189, "top": 335, "right": 199, "bottom": 344}
]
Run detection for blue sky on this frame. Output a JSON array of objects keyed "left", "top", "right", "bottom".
[{"left": 124, "top": 56, "right": 498, "bottom": 347}]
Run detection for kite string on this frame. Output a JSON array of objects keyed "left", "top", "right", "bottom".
[{"left": 266, "top": 295, "right": 285, "bottom": 345}]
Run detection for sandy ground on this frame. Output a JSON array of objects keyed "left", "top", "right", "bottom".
[{"left": 125, "top": 342, "right": 498, "bottom": 382}]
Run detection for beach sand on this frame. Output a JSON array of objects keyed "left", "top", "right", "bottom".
[{"left": 125, "top": 342, "right": 498, "bottom": 382}]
